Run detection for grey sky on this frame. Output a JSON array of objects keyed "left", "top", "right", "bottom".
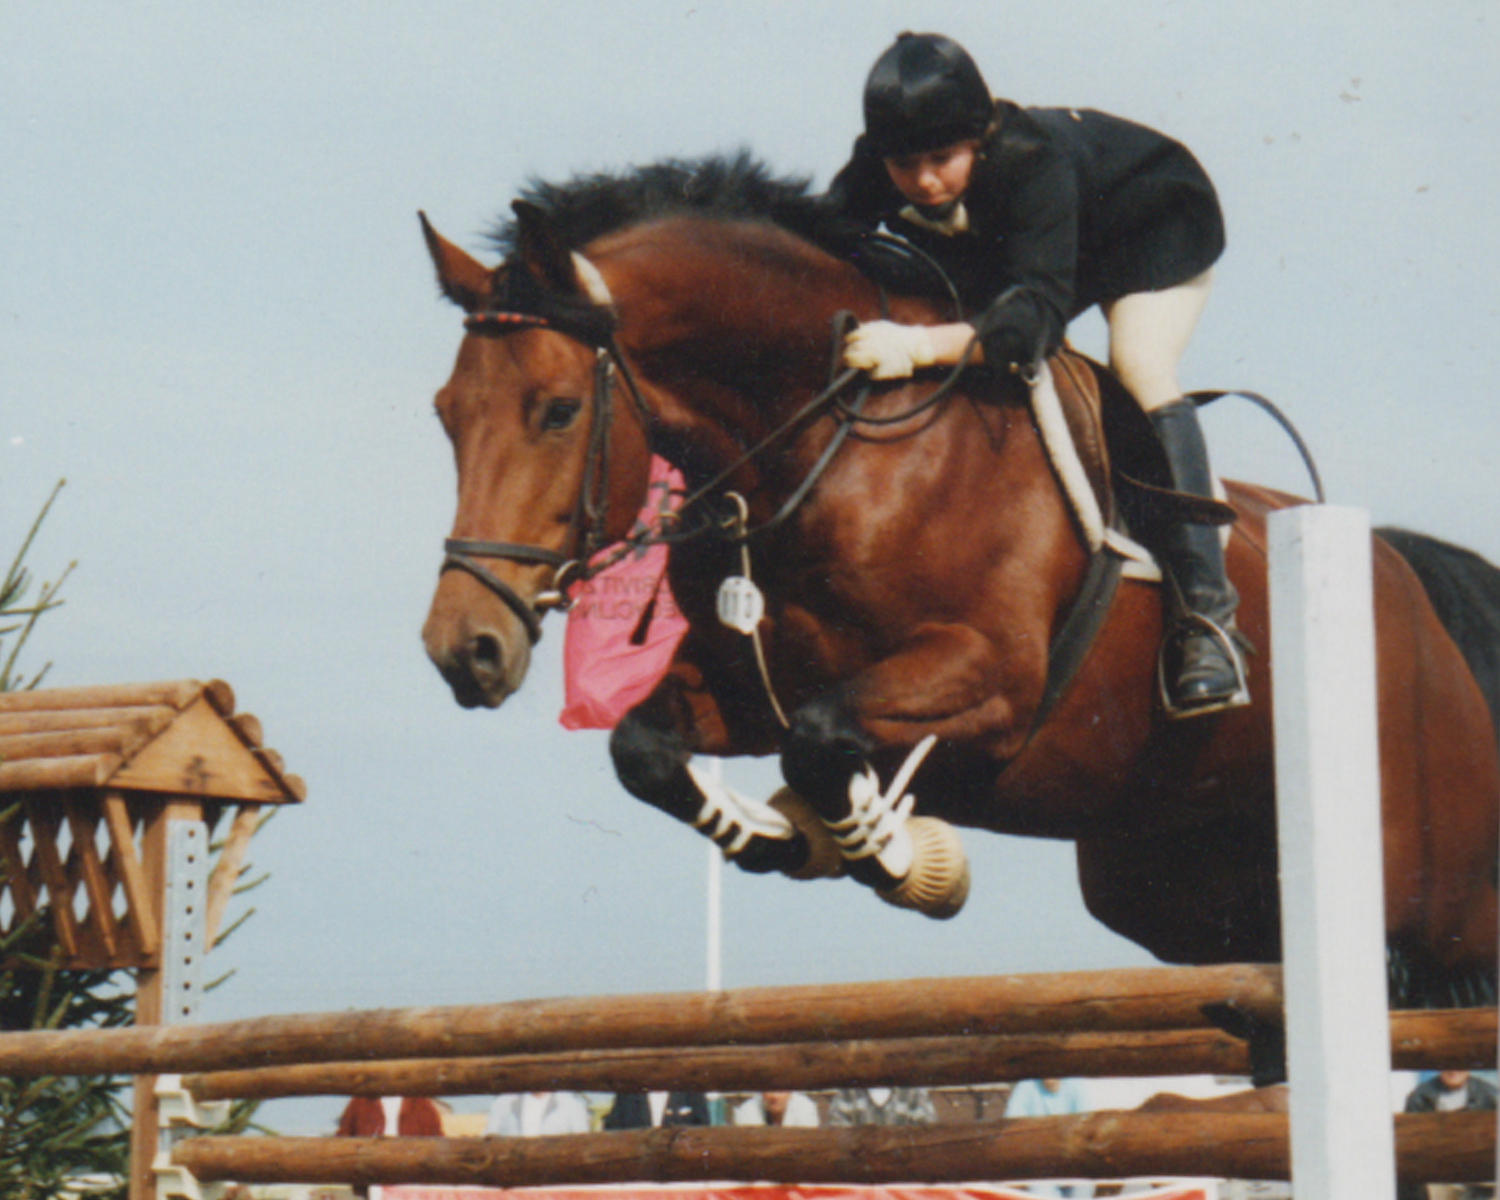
[{"left": 3, "top": 1, "right": 1497, "bottom": 1133}]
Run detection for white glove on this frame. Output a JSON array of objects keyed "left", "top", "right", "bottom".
[{"left": 842, "top": 321, "right": 937, "bottom": 380}]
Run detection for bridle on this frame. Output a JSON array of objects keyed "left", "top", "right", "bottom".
[{"left": 441, "top": 308, "right": 653, "bottom": 645}]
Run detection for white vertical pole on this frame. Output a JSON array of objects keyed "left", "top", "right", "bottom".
[
  {"left": 706, "top": 758, "right": 724, "bottom": 994},
  {"left": 704, "top": 759, "right": 725, "bottom": 1126},
  {"left": 1269, "top": 505, "right": 1395, "bottom": 1199}
]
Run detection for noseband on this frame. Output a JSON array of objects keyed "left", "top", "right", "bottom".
[{"left": 441, "top": 307, "right": 650, "bottom": 645}]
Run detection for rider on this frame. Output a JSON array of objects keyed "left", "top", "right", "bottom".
[{"left": 822, "top": 31, "right": 1247, "bottom": 716}]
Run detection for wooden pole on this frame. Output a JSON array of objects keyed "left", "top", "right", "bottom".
[
  {"left": 168, "top": 1113, "right": 1492, "bottom": 1188},
  {"left": 185, "top": 1028, "right": 1252, "bottom": 1101},
  {"left": 1269, "top": 505, "right": 1396, "bottom": 1199},
  {"left": 127, "top": 799, "right": 167, "bottom": 1200},
  {"left": 181, "top": 1007, "right": 1496, "bottom": 1101},
  {"left": 0, "top": 963, "right": 1283, "bottom": 1079}
]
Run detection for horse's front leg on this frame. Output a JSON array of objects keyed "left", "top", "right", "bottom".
[
  {"left": 609, "top": 658, "right": 842, "bottom": 880},
  {"left": 781, "top": 623, "right": 1040, "bottom": 919}
]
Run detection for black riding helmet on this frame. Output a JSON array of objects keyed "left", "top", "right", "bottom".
[{"left": 863, "top": 32, "right": 993, "bottom": 157}]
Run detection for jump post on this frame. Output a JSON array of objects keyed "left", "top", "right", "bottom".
[
  {"left": 0, "top": 679, "right": 305, "bottom": 1200},
  {"left": 1270, "top": 505, "right": 1398, "bottom": 1196}
]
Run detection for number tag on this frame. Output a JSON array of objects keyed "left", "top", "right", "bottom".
[{"left": 717, "top": 575, "right": 765, "bottom": 634}]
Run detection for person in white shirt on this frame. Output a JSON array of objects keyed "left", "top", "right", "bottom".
[
  {"left": 485, "top": 1090, "right": 592, "bottom": 1136},
  {"left": 732, "top": 1090, "right": 820, "bottom": 1127}
]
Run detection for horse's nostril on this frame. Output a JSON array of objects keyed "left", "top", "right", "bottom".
[{"left": 471, "top": 633, "right": 503, "bottom": 670}]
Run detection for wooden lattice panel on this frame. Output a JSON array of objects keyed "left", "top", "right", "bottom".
[
  {"left": 0, "top": 790, "right": 161, "bottom": 970},
  {"left": 0, "top": 679, "right": 304, "bottom": 970}
]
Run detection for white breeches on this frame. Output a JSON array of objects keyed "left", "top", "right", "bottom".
[{"left": 1101, "top": 269, "right": 1213, "bottom": 412}]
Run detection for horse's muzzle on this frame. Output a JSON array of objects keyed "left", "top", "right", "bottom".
[{"left": 422, "top": 580, "right": 534, "bottom": 709}]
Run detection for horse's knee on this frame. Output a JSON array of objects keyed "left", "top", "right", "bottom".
[
  {"left": 610, "top": 705, "right": 691, "bottom": 804},
  {"left": 781, "top": 694, "right": 873, "bottom": 813}
]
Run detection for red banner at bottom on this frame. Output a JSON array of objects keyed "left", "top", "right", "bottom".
[{"left": 384, "top": 1184, "right": 1212, "bottom": 1200}]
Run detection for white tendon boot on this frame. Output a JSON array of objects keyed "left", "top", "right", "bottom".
[
  {"left": 829, "top": 735, "right": 970, "bottom": 919},
  {"left": 685, "top": 762, "right": 842, "bottom": 879}
]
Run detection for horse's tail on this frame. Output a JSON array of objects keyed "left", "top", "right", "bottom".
[{"left": 1376, "top": 527, "right": 1500, "bottom": 749}]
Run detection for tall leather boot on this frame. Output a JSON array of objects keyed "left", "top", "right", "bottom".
[{"left": 1148, "top": 399, "right": 1250, "bottom": 715}]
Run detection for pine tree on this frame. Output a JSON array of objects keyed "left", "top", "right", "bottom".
[{"left": 0, "top": 483, "right": 261, "bottom": 1197}]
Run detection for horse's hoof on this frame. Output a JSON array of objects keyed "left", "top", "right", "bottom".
[
  {"left": 767, "top": 788, "right": 844, "bottom": 880},
  {"left": 877, "top": 816, "right": 969, "bottom": 919}
]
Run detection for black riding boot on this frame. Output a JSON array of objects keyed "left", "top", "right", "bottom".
[{"left": 1148, "top": 399, "right": 1250, "bottom": 715}]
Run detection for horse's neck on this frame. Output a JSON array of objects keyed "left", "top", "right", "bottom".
[
  {"left": 607, "top": 218, "right": 877, "bottom": 421},
  {"left": 604, "top": 218, "right": 953, "bottom": 510}
]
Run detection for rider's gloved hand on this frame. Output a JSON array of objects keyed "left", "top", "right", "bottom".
[{"left": 842, "top": 321, "right": 937, "bottom": 380}]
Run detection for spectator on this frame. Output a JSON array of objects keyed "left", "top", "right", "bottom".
[
  {"left": 1405, "top": 1070, "right": 1498, "bottom": 1115},
  {"left": 1004, "top": 1078, "right": 1089, "bottom": 1118},
  {"left": 336, "top": 1095, "right": 444, "bottom": 1137},
  {"left": 1400, "top": 1072, "right": 1497, "bottom": 1200},
  {"left": 733, "top": 1090, "right": 820, "bottom": 1127},
  {"left": 602, "top": 1091, "right": 711, "bottom": 1129},
  {"left": 827, "top": 1087, "right": 935, "bottom": 1126},
  {"left": 485, "top": 1090, "right": 592, "bottom": 1136}
]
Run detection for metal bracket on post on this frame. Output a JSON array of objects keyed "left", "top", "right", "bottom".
[
  {"left": 162, "top": 820, "right": 209, "bottom": 1024},
  {"left": 155, "top": 1074, "right": 232, "bottom": 1133},
  {"left": 152, "top": 819, "right": 214, "bottom": 1200},
  {"left": 155, "top": 1074, "right": 231, "bottom": 1200},
  {"left": 152, "top": 1156, "right": 225, "bottom": 1200}
]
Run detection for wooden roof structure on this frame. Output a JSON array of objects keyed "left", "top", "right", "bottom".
[
  {"left": 0, "top": 679, "right": 305, "bottom": 971},
  {"left": 0, "top": 678, "right": 305, "bottom": 803}
]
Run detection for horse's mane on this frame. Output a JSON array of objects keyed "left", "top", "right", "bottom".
[{"left": 487, "top": 151, "right": 833, "bottom": 257}]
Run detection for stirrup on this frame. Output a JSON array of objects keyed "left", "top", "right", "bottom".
[
  {"left": 687, "top": 761, "right": 794, "bottom": 855},
  {"left": 1157, "top": 613, "right": 1251, "bottom": 717}
]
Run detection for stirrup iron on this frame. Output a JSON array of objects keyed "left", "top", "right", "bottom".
[{"left": 1157, "top": 612, "right": 1251, "bottom": 717}]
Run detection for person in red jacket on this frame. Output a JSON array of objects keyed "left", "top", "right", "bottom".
[{"left": 336, "top": 1094, "right": 445, "bottom": 1136}]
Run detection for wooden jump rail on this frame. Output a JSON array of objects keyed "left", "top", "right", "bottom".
[
  {"left": 152, "top": 977, "right": 1493, "bottom": 1190},
  {"left": 169, "top": 1114, "right": 1495, "bottom": 1189},
  {"left": 0, "top": 964, "right": 1285, "bottom": 1078},
  {"left": 179, "top": 1008, "right": 1497, "bottom": 1101},
  {"left": 0, "top": 959, "right": 1487, "bottom": 1190}
]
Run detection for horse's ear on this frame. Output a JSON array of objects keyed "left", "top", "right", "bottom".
[
  {"left": 419, "top": 211, "right": 493, "bottom": 312},
  {"left": 511, "top": 199, "right": 582, "bottom": 298}
]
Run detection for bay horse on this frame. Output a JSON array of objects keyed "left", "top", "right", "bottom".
[{"left": 419, "top": 156, "right": 1499, "bottom": 1019}]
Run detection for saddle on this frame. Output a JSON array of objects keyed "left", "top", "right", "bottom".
[
  {"left": 1023, "top": 350, "right": 1240, "bottom": 727},
  {"left": 1032, "top": 349, "right": 1237, "bottom": 582}
]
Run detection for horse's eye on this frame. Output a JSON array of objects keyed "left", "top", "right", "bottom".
[{"left": 539, "top": 397, "right": 583, "bottom": 432}]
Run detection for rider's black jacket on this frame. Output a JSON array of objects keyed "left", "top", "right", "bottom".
[{"left": 821, "top": 101, "right": 1226, "bottom": 370}]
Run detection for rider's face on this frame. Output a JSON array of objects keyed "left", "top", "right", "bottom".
[{"left": 883, "top": 141, "right": 978, "bottom": 210}]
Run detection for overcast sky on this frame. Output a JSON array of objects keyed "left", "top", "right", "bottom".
[{"left": 4, "top": 1, "right": 1497, "bottom": 1133}]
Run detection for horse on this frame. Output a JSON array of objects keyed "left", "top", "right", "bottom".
[{"left": 418, "top": 156, "right": 1499, "bottom": 1022}]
